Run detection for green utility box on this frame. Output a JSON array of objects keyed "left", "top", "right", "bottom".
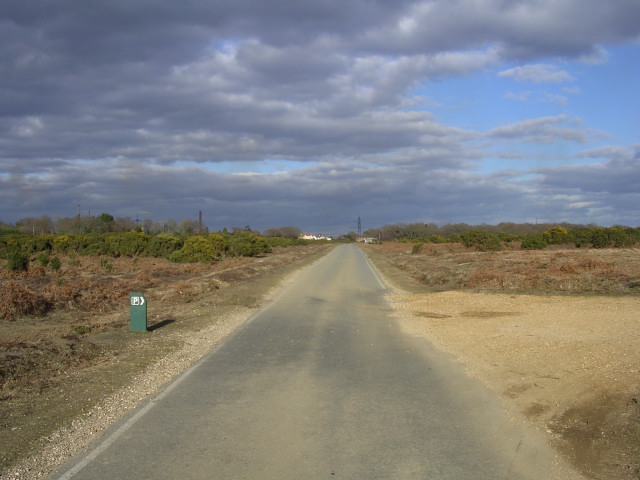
[{"left": 130, "top": 292, "right": 147, "bottom": 332}]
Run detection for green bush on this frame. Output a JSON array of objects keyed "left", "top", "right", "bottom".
[
  {"left": 207, "top": 233, "right": 227, "bottom": 254},
  {"left": 460, "top": 230, "right": 503, "bottom": 252},
  {"left": 146, "top": 234, "right": 183, "bottom": 258},
  {"left": 497, "top": 232, "right": 520, "bottom": 243},
  {"left": 607, "top": 226, "right": 639, "bottom": 247},
  {"left": 521, "top": 234, "right": 548, "bottom": 250},
  {"left": 0, "top": 227, "right": 19, "bottom": 236},
  {"left": 226, "top": 232, "right": 272, "bottom": 257},
  {"left": 170, "top": 235, "right": 221, "bottom": 263},
  {"left": 569, "top": 228, "right": 593, "bottom": 248},
  {"left": 543, "top": 226, "right": 569, "bottom": 244},
  {"left": 103, "top": 232, "right": 150, "bottom": 257},
  {"left": 53, "top": 235, "right": 71, "bottom": 253},
  {"left": 100, "top": 258, "right": 114, "bottom": 271},
  {"left": 49, "top": 256, "right": 62, "bottom": 271},
  {"left": 590, "top": 228, "right": 611, "bottom": 248},
  {"left": 36, "top": 252, "right": 50, "bottom": 267},
  {"left": 7, "top": 252, "right": 29, "bottom": 272}
]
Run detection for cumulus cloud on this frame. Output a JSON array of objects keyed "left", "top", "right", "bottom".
[
  {"left": 504, "top": 91, "right": 532, "bottom": 102},
  {"left": 498, "top": 64, "right": 575, "bottom": 83},
  {"left": 486, "top": 115, "right": 591, "bottom": 144}
]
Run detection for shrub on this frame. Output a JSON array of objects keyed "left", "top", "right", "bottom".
[
  {"left": 264, "top": 237, "right": 308, "bottom": 247},
  {"left": 36, "top": 252, "right": 50, "bottom": 267},
  {"left": 207, "top": 233, "right": 227, "bottom": 254},
  {"left": 146, "top": 234, "right": 183, "bottom": 258},
  {"left": 170, "top": 235, "right": 221, "bottom": 263},
  {"left": 226, "top": 233, "right": 272, "bottom": 257},
  {"left": 49, "top": 256, "right": 62, "bottom": 271},
  {"left": 100, "top": 258, "right": 114, "bottom": 271},
  {"left": 569, "top": 228, "right": 593, "bottom": 248},
  {"left": 460, "top": 231, "right": 503, "bottom": 252},
  {"left": 607, "top": 226, "right": 638, "bottom": 247},
  {"left": 103, "top": 232, "right": 150, "bottom": 257},
  {"left": 7, "top": 252, "right": 29, "bottom": 272},
  {"left": 53, "top": 235, "right": 71, "bottom": 253},
  {"left": 498, "top": 232, "right": 520, "bottom": 243},
  {"left": 430, "top": 235, "right": 447, "bottom": 244},
  {"left": 0, "top": 282, "right": 51, "bottom": 320},
  {"left": 590, "top": 228, "right": 611, "bottom": 248},
  {"left": 543, "top": 226, "right": 569, "bottom": 244},
  {"left": 32, "top": 234, "right": 55, "bottom": 253},
  {"left": 521, "top": 234, "right": 548, "bottom": 250}
]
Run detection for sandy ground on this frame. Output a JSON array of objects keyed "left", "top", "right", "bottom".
[{"left": 384, "top": 290, "right": 640, "bottom": 480}]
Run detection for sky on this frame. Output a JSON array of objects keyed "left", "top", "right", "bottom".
[{"left": 1, "top": 1, "right": 639, "bottom": 235}]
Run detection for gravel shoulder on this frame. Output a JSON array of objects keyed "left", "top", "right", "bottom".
[{"left": 363, "top": 244, "right": 640, "bottom": 480}]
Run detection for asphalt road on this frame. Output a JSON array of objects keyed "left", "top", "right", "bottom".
[{"left": 49, "top": 244, "right": 557, "bottom": 479}]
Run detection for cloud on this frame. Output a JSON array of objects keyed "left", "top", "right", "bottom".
[
  {"left": 575, "top": 146, "right": 635, "bottom": 162},
  {"left": 504, "top": 91, "right": 532, "bottom": 102},
  {"left": 1, "top": 1, "right": 640, "bottom": 230},
  {"left": 498, "top": 64, "right": 574, "bottom": 83},
  {"left": 486, "top": 115, "right": 590, "bottom": 144},
  {"left": 542, "top": 93, "right": 568, "bottom": 106},
  {"left": 578, "top": 45, "right": 610, "bottom": 65}
]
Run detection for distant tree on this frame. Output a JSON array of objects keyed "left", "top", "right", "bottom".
[
  {"left": 262, "top": 226, "right": 302, "bottom": 238},
  {"left": 98, "top": 212, "right": 114, "bottom": 223},
  {"left": 342, "top": 232, "right": 357, "bottom": 242},
  {"left": 279, "top": 226, "right": 302, "bottom": 238},
  {"left": 142, "top": 219, "right": 154, "bottom": 234},
  {"left": 55, "top": 216, "right": 79, "bottom": 234},
  {"left": 165, "top": 219, "right": 178, "bottom": 234},
  {"left": 95, "top": 212, "right": 115, "bottom": 233},
  {"left": 179, "top": 219, "right": 200, "bottom": 234},
  {"left": 115, "top": 217, "right": 136, "bottom": 232},
  {"left": 16, "top": 216, "right": 55, "bottom": 234}
]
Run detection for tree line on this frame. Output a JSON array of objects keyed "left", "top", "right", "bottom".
[
  {"left": 0, "top": 214, "right": 305, "bottom": 239},
  {"left": 362, "top": 222, "right": 640, "bottom": 251},
  {"left": 0, "top": 214, "right": 314, "bottom": 270}
]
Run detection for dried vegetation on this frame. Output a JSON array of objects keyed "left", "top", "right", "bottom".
[{"left": 367, "top": 242, "right": 640, "bottom": 295}]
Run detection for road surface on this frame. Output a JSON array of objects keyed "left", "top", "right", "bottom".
[{"left": 49, "top": 244, "right": 558, "bottom": 479}]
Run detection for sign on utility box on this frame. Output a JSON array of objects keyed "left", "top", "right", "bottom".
[{"left": 130, "top": 292, "right": 147, "bottom": 332}]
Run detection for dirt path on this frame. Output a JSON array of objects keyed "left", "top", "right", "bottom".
[{"left": 364, "top": 245, "right": 640, "bottom": 480}]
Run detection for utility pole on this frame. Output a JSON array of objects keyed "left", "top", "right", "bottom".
[{"left": 357, "top": 216, "right": 362, "bottom": 237}]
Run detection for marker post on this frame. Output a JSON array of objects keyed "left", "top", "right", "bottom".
[{"left": 129, "top": 292, "right": 147, "bottom": 332}]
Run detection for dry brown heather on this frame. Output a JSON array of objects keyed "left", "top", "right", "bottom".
[{"left": 363, "top": 242, "right": 640, "bottom": 480}]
